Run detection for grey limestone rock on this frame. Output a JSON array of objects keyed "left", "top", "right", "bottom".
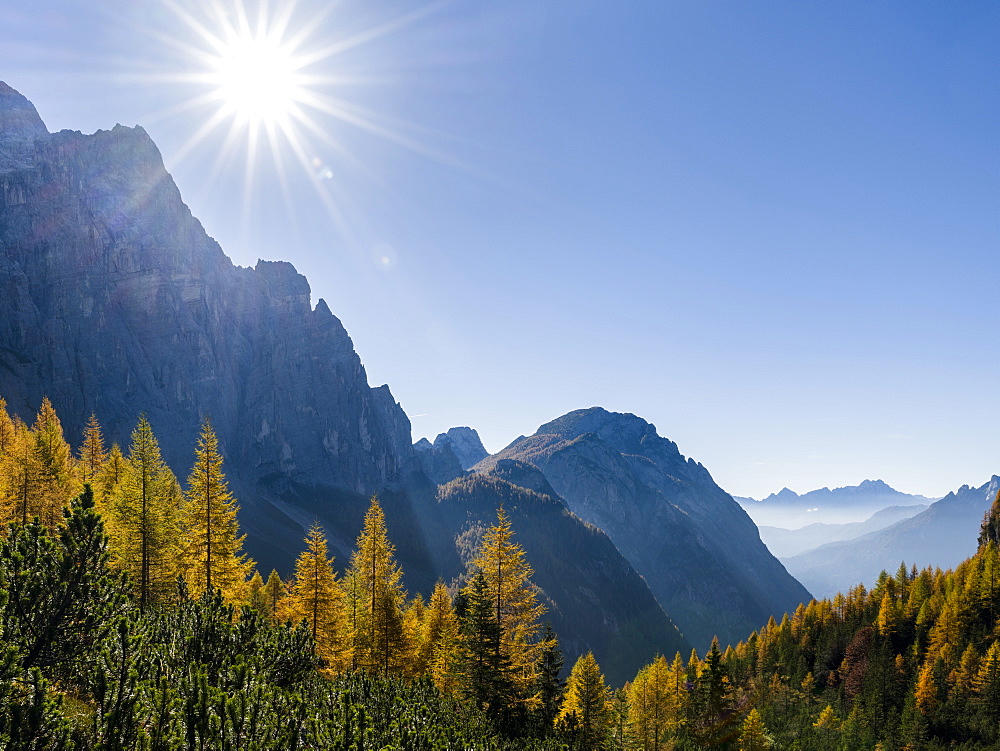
[
  {"left": 433, "top": 426, "right": 488, "bottom": 469},
  {"left": 0, "top": 83, "right": 416, "bottom": 572},
  {"left": 0, "top": 82, "right": 48, "bottom": 173}
]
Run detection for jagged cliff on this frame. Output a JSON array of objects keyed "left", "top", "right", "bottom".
[{"left": 0, "top": 82, "right": 420, "bottom": 574}]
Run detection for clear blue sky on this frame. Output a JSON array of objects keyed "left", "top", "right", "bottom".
[{"left": 2, "top": 0, "right": 997, "bottom": 499}]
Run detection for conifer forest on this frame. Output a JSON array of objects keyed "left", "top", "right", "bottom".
[{"left": 0, "top": 395, "right": 998, "bottom": 750}]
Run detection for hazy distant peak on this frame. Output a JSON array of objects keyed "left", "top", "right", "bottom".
[{"left": 765, "top": 487, "right": 800, "bottom": 503}]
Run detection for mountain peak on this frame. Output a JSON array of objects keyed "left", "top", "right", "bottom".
[
  {"left": 535, "top": 407, "right": 664, "bottom": 453},
  {"left": 0, "top": 81, "right": 48, "bottom": 172},
  {"left": 856, "top": 479, "right": 893, "bottom": 492},
  {"left": 433, "top": 426, "right": 487, "bottom": 469}
]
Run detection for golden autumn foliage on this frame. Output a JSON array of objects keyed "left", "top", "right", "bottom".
[
  {"left": 178, "top": 420, "right": 253, "bottom": 602},
  {"left": 347, "top": 497, "right": 408, "bottom": 675},
  {"left": 471, "top": 505, "right": 546, "bottom": 695},
  {"left": 279, "top": 522, "right": 349, "bottom": 673}
]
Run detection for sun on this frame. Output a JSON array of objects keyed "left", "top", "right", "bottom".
[
  {"left": 150, "top": 0, "right": 454, "bottom": 243},
  {"left": 208, "top": 31, "right": 304, "bottom": 126}
]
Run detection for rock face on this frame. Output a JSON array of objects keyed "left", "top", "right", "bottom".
[
  {"left": 477, "top": 407, "right": 812, "bottom": 649},
  {"left": 0, "top": 82, "right": 417, "bottom": 573},
  {"left": 412, "top": 426, "right": 489, "bottom": 484},
  {"left": 0, "top": 82, "right": 819, "bottom": 674},
  {"left": 434, "top": 427, "right": 488, "bottom": 469},
  {"left": 783, "top": 476, "right": 1000, "bottom": 599},
  {"left": 413, "top": 437, "right": 464, "bottom": 485},
  {"left": 0, "top": 82, "right": 47, "bottom": 172}
]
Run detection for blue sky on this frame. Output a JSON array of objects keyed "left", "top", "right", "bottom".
[{"left": 2, "top": 0, "right": 997, "bottom": 499}]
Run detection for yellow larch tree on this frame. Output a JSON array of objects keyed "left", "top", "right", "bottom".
[
  {"left": 263, "top": 569, "right": 285, "bottom": 620},
  {"left": 78, "top": 413, "right": 108, "bottom": 484},
  {"left": 421, "top": 580, "right": 460, "bottom": 680},
  {"left": 279, "top": 522, "right": 349, "bottom": 673},
  {"left": 628, "top": 654, "right": 677, "bottom": 750},
  {"left": 471, "top": 505, "right": 546, "bottom": 696},
  {"left": 0, "top": 414, "right": 33, "bottom": 527},
  {"left": 31, "top": 397, "right": 77, "bottom": 525},
  {"left": 915, "top": 660, "right": 939, "bottom": 715},
  {"left": 557, "top": 651, "right": 611, "bottom": 748},
  {"left": 178, "top": 419, "right": 253, "bottom": 602},
  {"left": 96, "top": 443, "right": 127, "bottom": 509},
  {"left": 738, "top": 708, "right": 771, "bottom": 751},
  {"left": 106, "top": 415, "right": 182, "bottom": 609},
  {"left": 0, "top": 397, "right": 16, "bottom": 456},
  {"left": 347, "top": 496, "right": 408, "bottom": 675}
]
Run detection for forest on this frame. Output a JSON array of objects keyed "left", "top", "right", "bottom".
[{"left": 0, "top": 395, "right": 998, "bottom": 749}]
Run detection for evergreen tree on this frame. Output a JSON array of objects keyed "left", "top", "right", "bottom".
[
  {"left": 459, "top": 572, "right": 516, "bottom": 719},
  {"left": 280, "top": 522, "right": 348, "bottom": 672},
  {"left": 178, "top": 420, "right": 253, "bottom": 601},
  {"left": 348, "top": 496, "right": 407, "bottom": 674},
  {"left": 471, "top": 505, "right": 546, "bottom": 697},
  {"left": 0, "top": 484, "right": 128, "bottom": 672},
  {"left": 534, "top": 623, "right": 565, "bottom": 735},
  {"left": 979, "top": 489, "right": 1000, "bottom": 550},
  {"left": 558, "top": 651, "right": 610, "bottom": 750},
  {"left": 106, "top": 415, "right": 181, "bottom": 609}
]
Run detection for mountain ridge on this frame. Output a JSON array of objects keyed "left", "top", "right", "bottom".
[{"left": 475, "top": 406, "right": 812, "bottom": 649}]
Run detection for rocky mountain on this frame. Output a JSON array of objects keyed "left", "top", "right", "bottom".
[
  {"left": 738, "top": 479, "right": 934, "bottom": 528},
  {"left": 475, "top": 407, "right": 812, "bottom": 649},
  {"left": 435, "top": 426, "right": 488, "bottom": 469},
  {"left": 782, "top": 476, "right": 1000, "bottom": 599},
  {"left": 0, "top": 82, "right": 693, "bottom": 679},
  {"left": 425, "top": 460, "right": 689, "bottom": 684},
  {"left": 412, "top": 427, "right": 488, "bottom": 484},
  {"left": 0, "top": 82, "right": 426, "bottom": 580},
  {"left": 758, "top": 504, "right": 927, "bottom": 558}
]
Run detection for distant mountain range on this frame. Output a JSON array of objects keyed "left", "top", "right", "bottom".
[
  {"left": 736, "top": 479, "right": 936, "bottom": 528},
  {"left": 781, "top": 476, "right": 1000, "bottom": 599},
  {"left": 758, "top": 504, "right": 927, "bottom": 558},
  {"left": 0, "top": 81, "right": 810, "bottom": 681}
]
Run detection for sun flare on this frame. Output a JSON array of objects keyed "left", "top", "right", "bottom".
[
  {"left": 209, "top": 33, "right": 303, "bottom": 126},
  {"left": 151, "top": 0, "right": 453, "bottom": 243}
]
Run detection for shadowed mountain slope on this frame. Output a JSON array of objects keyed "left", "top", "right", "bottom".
[
  {"left": 428, "top": 462, "right": 689, "bottom": 685},
  {"left": 475, "top": 407, "right": 812, "bottom": 649}
]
